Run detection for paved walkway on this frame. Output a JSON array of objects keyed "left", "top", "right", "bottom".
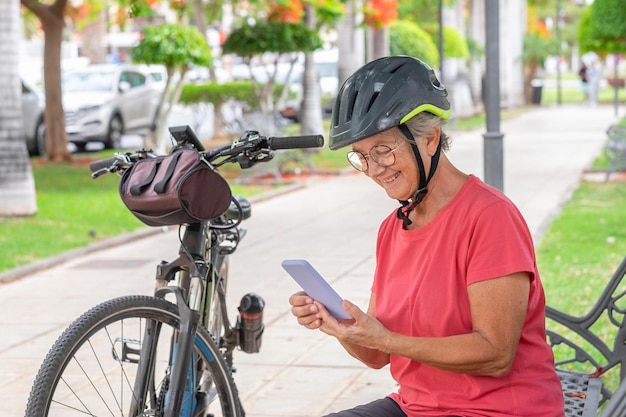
[{"left": 0, "top": 104, "right": 621, "bottom": 417}]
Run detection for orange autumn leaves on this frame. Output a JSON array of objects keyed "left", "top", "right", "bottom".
[{"left": 268, "top": 0, "right": 398, "bottom": 28}]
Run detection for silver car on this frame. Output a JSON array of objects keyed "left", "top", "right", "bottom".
[
  {"left": 62, "top": 64, "right": 164, "bottom": 150},
  {"left": 21, "top": 78, "right": 46, "bottom": 156}
]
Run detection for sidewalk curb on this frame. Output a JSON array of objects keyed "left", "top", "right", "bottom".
[{"left": 0, "top": 180, "right": 310, "bottom": 286}]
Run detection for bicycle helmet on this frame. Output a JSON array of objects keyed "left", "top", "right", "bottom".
[
  {"left": 329, "top": 55, "right": 451, "bottom": 150},
  {"left": 329, "top": 56, "right": 452, "bottom": 226}
]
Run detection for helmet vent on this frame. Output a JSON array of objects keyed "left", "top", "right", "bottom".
[
  {"left": 387, "top": 62, "right": 405, "bottom": 74},
  {"left": 365, "top": 92, "right": 380, "bottom": 113},
  {"left": 345, "top": 88, "right": 359, "bottom": 122}
]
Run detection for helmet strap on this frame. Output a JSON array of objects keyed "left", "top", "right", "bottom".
[{"left": 396, "top": 124, "right": 442, "bottom": 226}]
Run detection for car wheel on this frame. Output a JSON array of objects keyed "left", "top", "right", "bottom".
[
  {"left": 104, "top": 115, "right": 123, "bottom": 149},
  {"left": 74, "top": 142, "right": 87, "bottom": 152},
  {"left": 34, "top": 121, "right": 46, "bottom": 157}
]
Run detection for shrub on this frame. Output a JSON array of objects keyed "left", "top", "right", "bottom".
[{"left": 389, "top": 20, "right": 439, "bottom": 67}]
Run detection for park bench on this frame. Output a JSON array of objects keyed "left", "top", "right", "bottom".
[
  {"left": 546, "top": 255, "right": 626, "bottom": 416},
  {"left": 604, "top": 124, "right": 626, "bottom": 181}
]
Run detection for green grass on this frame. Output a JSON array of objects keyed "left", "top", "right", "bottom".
[
  {"left": 540, "top": 81, "right": 626, "bottom": 105},
  {"left": 536, "top": 180, "right": 626, "bottom": 391},
  {"left": 0, "top": 152, "right": 294, "bottom": 273},
  {"left": 537, "top": 181, "right": 626, "bottom": 314}
]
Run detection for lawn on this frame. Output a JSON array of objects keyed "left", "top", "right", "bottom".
[{"left": 0, "top": 152, "right": 294, "bottom": 272}]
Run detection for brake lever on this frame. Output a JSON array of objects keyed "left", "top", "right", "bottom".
[
  {"left": 91, "top": 168, "right": 111, "bottom": 179},
  {"left": 237, "top": 148, "right": 274, "bottom": 169}
]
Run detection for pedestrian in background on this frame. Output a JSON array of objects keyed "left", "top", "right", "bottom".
[
  {"left": 579, "top": 62, "right": 589, "bottom": 102},
  {"left": 586, "top": 61, "right": 601, "bottom": 106}
]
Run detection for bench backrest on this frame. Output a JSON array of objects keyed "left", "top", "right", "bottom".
[{"left": 546, "top": 255, "right": 626, "bottom": 405}]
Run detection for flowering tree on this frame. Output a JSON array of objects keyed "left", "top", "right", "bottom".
[
  {"left": 363, "top": 0, "right": 399, "bottom": 59},
  {"left": 363, "top": 0, "right": 398, "bottom": 29},
  {"left": 21, "top": 0, "right": 72, "bottom": 163},
  {"left": 522, "top": 6, "right": 557, "bottom": 103},
  {"left": 222, "top": 7, "right": 322, "bottom": 132}
]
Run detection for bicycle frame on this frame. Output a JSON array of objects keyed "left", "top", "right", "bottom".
[
  {"left": 72, "top": 127, "right": 323, "bottom": 417},
  {"left": 131, "top": 214, "right": 244, "bottom": 417}
]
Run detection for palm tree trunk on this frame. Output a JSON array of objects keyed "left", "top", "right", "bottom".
[
  {"left": 0, "top": 0, "right": 38, "bottom": 216},
  {"left": 336, "top": 0, "right": 365, "bottom": 85},
  {"left": 299, "top": 3, "right": 323, "bottom": 137}
]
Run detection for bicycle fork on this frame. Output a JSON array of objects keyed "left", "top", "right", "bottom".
[{"left": 129, "top": 286, "right": 200, "bottom": 417}]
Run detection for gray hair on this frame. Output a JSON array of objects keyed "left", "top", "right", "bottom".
[{"left": 401, "top": 112, "right": 450, "bottom": 152}]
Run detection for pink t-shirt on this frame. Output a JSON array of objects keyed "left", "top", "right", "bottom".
[{"left": 373, "top": 175, "right": 564, "bottom": 417}]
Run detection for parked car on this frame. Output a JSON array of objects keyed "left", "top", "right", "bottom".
[
  {"left": 62, "top": 64, "right": 164, "bottom": 150},
  {"left": 21, "top": 78, "right": 46, "bottom": 156}
]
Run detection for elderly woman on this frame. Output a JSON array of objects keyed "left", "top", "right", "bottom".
[{"left": 289, "top": 56, "right": 564, "bottom": 417}]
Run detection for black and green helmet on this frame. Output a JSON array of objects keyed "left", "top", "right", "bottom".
[{"left": 329, "top": 56, "right": 451, "bottom": 150}]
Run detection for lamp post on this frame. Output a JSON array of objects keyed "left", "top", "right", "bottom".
[
  {"left": 483, "top": 0, "right": 504, "bottom": 191},
  {"left": 556, "top": 0, "right": 562, "bottom": 105},
  {"left": 438, "top": 0, "right": 444, "bottom": 83}
]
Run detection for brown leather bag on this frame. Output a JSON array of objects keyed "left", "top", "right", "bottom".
[{"left": 119, "top": 149, "right": 232, "bottom": 226}]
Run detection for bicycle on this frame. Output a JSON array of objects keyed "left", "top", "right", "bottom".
[{"left": 24, "top": 126, "right": 324, "bottom": 417}]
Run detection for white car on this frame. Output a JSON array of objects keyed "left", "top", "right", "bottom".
[
  {"left": 62, "top": 64, "right": 165, "bottom": 150},
  {"left": 21, "top": 78, "right": 46, "bottom": 156}
]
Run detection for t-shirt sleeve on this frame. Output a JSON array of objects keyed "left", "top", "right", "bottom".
[{"left": 465, "top": 199, "right": 537, "bottom": 286}]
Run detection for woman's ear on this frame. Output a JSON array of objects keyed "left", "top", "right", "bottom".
[{"left": 425, "top": 127, "right": 441, "bottom": 156}]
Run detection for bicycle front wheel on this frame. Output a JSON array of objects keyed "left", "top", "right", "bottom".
[{"left": 25, "top": 295, "right": 243, "bottom": 417}]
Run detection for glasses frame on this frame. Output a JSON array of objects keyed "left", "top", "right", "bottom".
[{"left": 346, "top": 142, "right": 405, "bottom": 172}]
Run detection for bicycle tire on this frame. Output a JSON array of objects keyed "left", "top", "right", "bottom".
[{"left": 25, "top": 295, "right": 243, "bottom": 417}]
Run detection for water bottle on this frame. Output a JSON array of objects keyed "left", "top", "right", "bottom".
[{"left": 238, "top": 293, "right": 265, "bottom": 353}]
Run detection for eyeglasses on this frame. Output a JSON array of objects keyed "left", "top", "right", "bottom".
[{"left": 346, "top": 142, "right": 405, "bottom": 172}]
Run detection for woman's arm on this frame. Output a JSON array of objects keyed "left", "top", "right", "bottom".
[
  {"left": 289, "top": 291, "right": 390, "bottom": 369},
  {"left": 317, "top": 272, "right": 530, "bottom": 377}
]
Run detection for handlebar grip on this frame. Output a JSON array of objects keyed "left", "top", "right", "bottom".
[
  {"left": 89, "top": 158, "right": 117, "bottom": 173},
  {"left": 267, "top": 135, "right": 324, "bottom": 150}
]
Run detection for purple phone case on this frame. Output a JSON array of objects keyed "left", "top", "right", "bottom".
[{"left": 282, "top": 259, "right": 350, "bottom": 319}]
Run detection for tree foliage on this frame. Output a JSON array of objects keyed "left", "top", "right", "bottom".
[
  {"left": 389, "top": 20, "right": 439, "bottom": 66},
  {"left": 421, "top": 23, "right": 469, "bottom": 59},
  {"left": 222, "top": 20, "right": 322, "bottom": 57},
  {"left": 132, "top": 23, "right": 212, "bottom": 68},
  {"left": 132, "top": 23, "right": 212, "bottom": 153},
  {"left": 591, "top": 0, "right": 626, "bottom": 42},
  {"left": 579, "top": 2, "right": 626, "bottom": 55}
]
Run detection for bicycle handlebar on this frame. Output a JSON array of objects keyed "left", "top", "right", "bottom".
[
  {"left": 267, "top": 135, "right": 324, "bottom": 150},
  {"left": 89, "top": 126, "right": 325, "bottom": 177}
]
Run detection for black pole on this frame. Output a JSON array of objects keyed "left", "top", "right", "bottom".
[
  {"left": 614, "top": 55, "right": 619, "bottom": 117},
  {"left": 483, "top": 0, "right": 504, "bottom": 191},
  {"left": 438, "top": 0, "right": 444, "bottom": 84},
  {"left": 556, "top": 0, "right": 562, "bottom": 105}
]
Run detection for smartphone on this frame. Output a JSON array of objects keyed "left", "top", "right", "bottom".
[{"left": 282, "top": 259, "right": 351, "bottom": 320}]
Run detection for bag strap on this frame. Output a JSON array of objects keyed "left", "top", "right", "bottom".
[
  {"left": 129, "top": 159, "right": 162, "bottom": 196},
  {"left": 154, "top": 151, "right": 184, "bottom": 194}
]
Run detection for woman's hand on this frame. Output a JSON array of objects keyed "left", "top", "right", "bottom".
[
  {"left": 316, "top": 299, "right": 391, "bottom": 353},
  {"left": 289, "top": 291, "right": 391, "bottom": 368},
  {"left": 289, "top": 291, "right": 324, "bottom": 329}
]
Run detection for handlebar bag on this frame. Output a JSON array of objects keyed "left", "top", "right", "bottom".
[{"left": 119, "top": 148, "right": 232, "bottom": 226}]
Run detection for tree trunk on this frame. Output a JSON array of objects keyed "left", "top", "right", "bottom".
[
  {"left": 367, "top": 27, "right": 389, "bottom": 62},
  {"left": 299, "top": 3, "right": 323, "bottom": 137},
  {"left": 21, "top": 0, "right": 71, "bottom": 163},
  {"left": 336, "top": 0, "right": 365, "bottom": 86},
  {"left": 0, "top": 0, "right": 38, "bottom": 216}
]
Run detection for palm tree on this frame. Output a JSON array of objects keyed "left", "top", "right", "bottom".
[
  {"left": 0, "top": 0, "right": 38, "bottom": 216},
  {"left": 299, "top": 3, "right": 324, "bottom": 137}
]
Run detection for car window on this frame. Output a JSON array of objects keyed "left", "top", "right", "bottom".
[
  {"left": 63, "top": 70, "right": 116, "bottom": 92},
  {"left": 22, "top": 81, "right": 33, "bottom": 94},
  {"left": 120, "top": 71, "right": 147, "bottom": 89}
]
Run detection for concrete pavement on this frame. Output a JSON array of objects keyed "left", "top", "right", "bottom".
[{"left": 0, "top": 104, "right": 622, "bottom": 417}]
